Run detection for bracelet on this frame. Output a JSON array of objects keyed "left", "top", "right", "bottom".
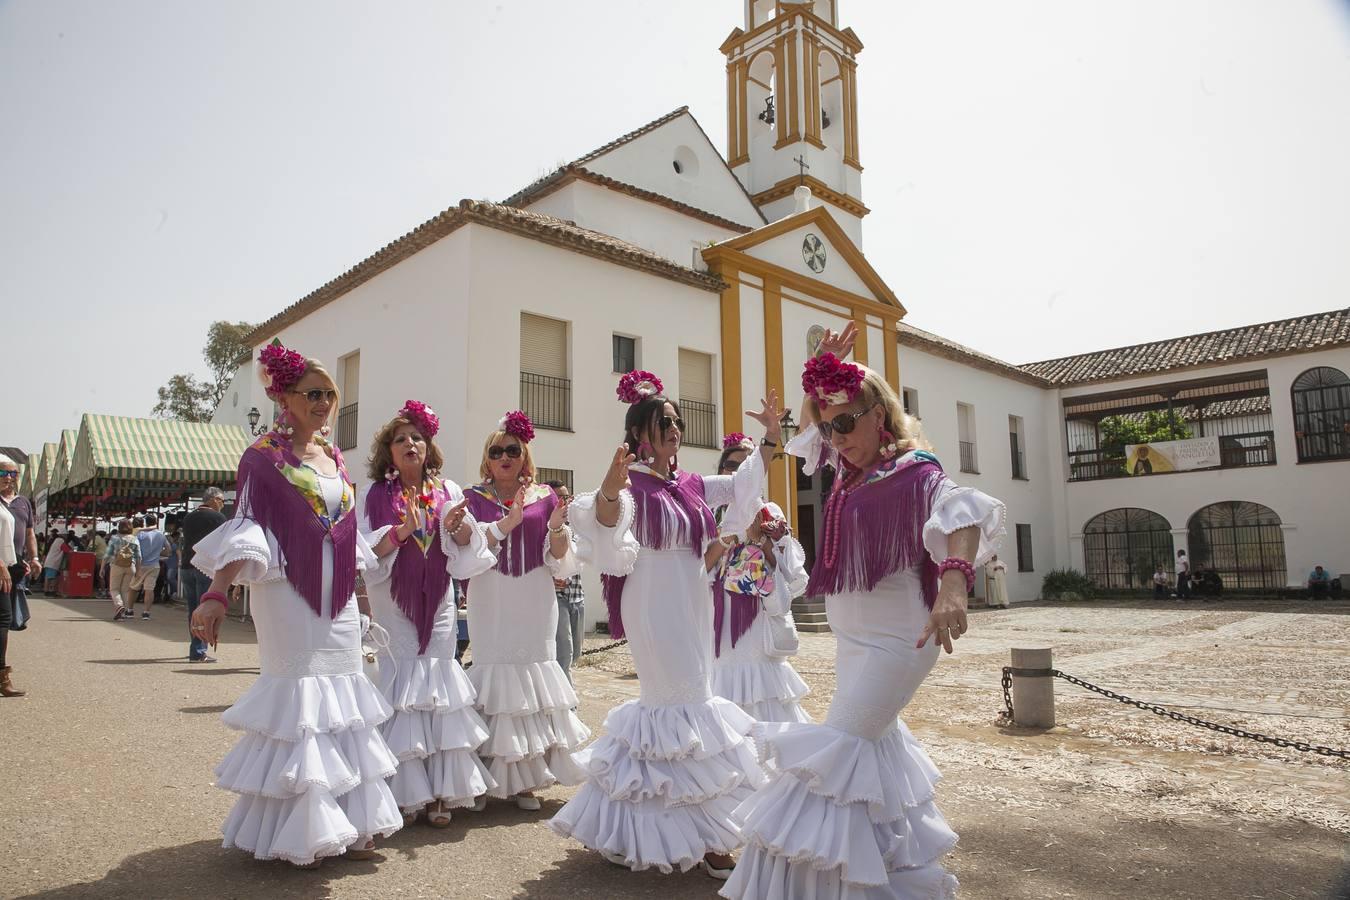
[
  {"left": 199, "top": 590, "right": 228, "bottom": 609},
  {"left": 549, "top": 524, "right": 568, "bottom": 535},
  {"left": 761, "top": 438, "right": 779, "bottom": 448},
  {"left": 599, "top": 490, "right": 619, "bottom": 503},
  {"left": 487, "top": 522, "right": 506, "bottom": 542},
  {"left": 937, "top": 557, "right": 976, "bottom": 593},
  {"left": 391, "top": 529, "right": 409, "bottom": 546}
]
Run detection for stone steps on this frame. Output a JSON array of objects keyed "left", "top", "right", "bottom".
[{"left": 791, "top": 599, "right": 831, "bottom": 633}]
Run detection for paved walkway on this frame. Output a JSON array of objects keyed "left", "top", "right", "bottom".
[{"left": 3, "top": 595, "right": 1347, "bottom": 899}]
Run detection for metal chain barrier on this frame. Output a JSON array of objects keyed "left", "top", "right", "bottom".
[
  {"left": 999, "top": 667, "right": 1350, "bottom": 760},
  {"left": 579, "top": 637, "right": 628, "bottom": 657}
]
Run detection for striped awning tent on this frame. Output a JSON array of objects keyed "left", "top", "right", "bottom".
[
  {"left": 47, "top": 429, "right": 79, "bottom": 497},
  {"left": 32, "top": 442, "right": 58, "bottom": 497},
  {"left": 55, "top": 414, "right": 251, "bottom": 515},
  {"left": 19, "top": 453, "right": 40, "bottom": 497}
]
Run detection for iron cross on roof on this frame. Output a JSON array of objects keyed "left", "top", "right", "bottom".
[{"left": 793, "top": 154, "right": 809, "bottom": 185}]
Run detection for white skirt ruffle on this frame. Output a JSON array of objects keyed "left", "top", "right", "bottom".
[
  {"left": 469, "top": 659, "right": 591, "bottom": 797},
  {"left": 712, "top": 659, "right": 812, "bottom": 725},
  {"left": 720, "top": 720, "right": 958, "bottom": 900},
  {"left": 549, "top": 696, "right": 767, "bottom": 874},
  {"left": 215, "top": 673, "right": 404, "bottom": 865},
  {"left": 375, "top": 655, "right": 497, "bottom": 812}
]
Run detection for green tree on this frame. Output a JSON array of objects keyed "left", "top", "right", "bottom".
[
  {"left": 1098, "top": 409, "right": 1192, "bottom": 456},
  {"left": 151, "top": 374, "right": 214, "bottom": 422},
  {"left": 152, "top": 320, "right": 255, "bottom": 422}
]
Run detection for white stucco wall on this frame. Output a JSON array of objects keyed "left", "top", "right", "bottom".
[
  {"left": 742, "top": 222, "right": 873, "bottom": 299},
  {"left": 562, "top": 180, "right": 743, "bottom": 270},
  {"left": 583, "top": 112, "right": 763, "bottom": 228}
]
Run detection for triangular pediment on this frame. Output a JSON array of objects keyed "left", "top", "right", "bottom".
[{"left": 704, "top": 206, "right": 903, "bottom": 313}]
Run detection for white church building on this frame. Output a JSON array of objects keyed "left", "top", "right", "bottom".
[{"left": 213, "top": 0, "right": 1350, "bottom": 628}]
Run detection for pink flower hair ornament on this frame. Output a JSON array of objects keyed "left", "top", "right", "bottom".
[
  {"left": 722, "top": 432, "right": 754, "bottom": 451},
  {"left": 399, "top": 400, "right": 440, "bottom": 439},
  {"left": 616, "top": 370, "right": 664, "bottom": 405},
  {"left": 802, "top": 352, "right": 865, "bottom": 407},
  {"left": 258, "top": 339, "right": 307, "bottom": 398},
  {"left": 498, "top": 410, "right": 535, "bottom": 444}
]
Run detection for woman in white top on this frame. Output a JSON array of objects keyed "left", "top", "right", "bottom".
[
  {"left": 358, "top": 401, "right": 498, "bottom": 827},
  {"left": 190, "top": 344, "right": 407, "bottom": 867},
  {"left": 550, "top": 371, "right": 781, "bottom": 881},
  {"left": 0, "top": 488, "right": 21, "bottom": 697}
]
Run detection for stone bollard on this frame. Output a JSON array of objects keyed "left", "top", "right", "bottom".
[{"left": 1010, "top": 647, "right": 1055, "bottom": 728}]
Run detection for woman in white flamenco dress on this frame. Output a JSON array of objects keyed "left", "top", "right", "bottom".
[
  {"left": 190, "top": 347, "right": 404, "bottom": 867},
  {"left": 722, "top": 329, "right": 1005, "bottom": 900},
  {"left": 461, "top": 410, "right": 591, "bottom": 809},
  {"left": 549, "top": 371, "right": 782, "bottom": 881},
  {"left": 709, "top": 493, "right": 813, "bottom": 724},
  {"left": 357, "top": 401, "right": 500, "bottom": 827}
]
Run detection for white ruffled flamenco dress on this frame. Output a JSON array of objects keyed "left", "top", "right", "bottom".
[
  {"left": 358, "top": 481, "right": 499, "bottom": 818},
  {"left": 549, "top": 451, "right": 770, "bottom": 874},
  {"left": 710, "top": 512, "right": 813, "bottom": 725},
  {"left": 463, "top": 485, "right": 591, "bottom": 799},
  {"left": 192, "top": 471, "right": 403, "bottom": 865},
  {"left": 722, "top": 431, "right": 1006, "bottom": 900}
]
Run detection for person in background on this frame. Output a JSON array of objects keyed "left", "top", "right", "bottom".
[
  {"left": 179, "top": 488, "right": 226, "bottom": 660},
  {"left": 91, "top": 530, "right": 109, "bottom": 598},
  {"left": 544, "top": 480, "right": 585, "bottom": 684},
  {"left": 0, "top": 453, "right": 33, "bottom": 697},
  {"left": 1174, "top": 549, "right": 1191, "bottom": 600},
  {"left": 157, "top": 525, "right": 179, "bottom": 604},
  {"left": 1153, "top": 565, "right": 1169, "bottom": 599},
  {"left": 1308, "top": 565, "right": 1331, "bottom": 599},
  {"left": 132, "top": 513, "right": 166, "bottom": 620},
  {"left": 41, "top": 529, "right": 69, "bottom": 595},
  {"left": 985, "top": 553, "right": 1010, "bottom": 608},
  {"left": 106, "top": 519, "right": 141, "bottom": 621}
]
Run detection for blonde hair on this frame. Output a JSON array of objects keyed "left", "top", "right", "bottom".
[
  {"left": 368, "top": 415, "right": 445, "bottom": 482},
  {"left": 258, "top": 355, "right": 340, "bottom": 425},
  {"left": 807, "top": 364, "right": 931, "bottom": 454},
  {"left": 478, "top": 431, "right": 536, "bottom": 482}
]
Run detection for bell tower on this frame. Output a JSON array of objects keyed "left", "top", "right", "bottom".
[{"left": 722, "top": 0, "right": 868, "bottom": 244}]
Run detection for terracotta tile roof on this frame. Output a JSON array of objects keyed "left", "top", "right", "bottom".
[
  {"left": 244, "top": 200, "right": 722, "bottom": 345},
  {"left": 1021, "top": 308, "right": 1350, "bottom": 386},
  {"left": 502, "top": 164, "right": 757, "bottom": 233},
  {"left": 572, "top": 106, "right": 692, "bottom": 166},
  {"left": 897, "top": 322, "right": 1051, "bottom": 387}
]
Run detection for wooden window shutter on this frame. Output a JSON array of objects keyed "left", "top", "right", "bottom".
[
  {"left": 520, "top": 314, "right": 567, "bottom": 378},
  {"left": 679, "top": 349, "right": 713, "bottom": 403}
]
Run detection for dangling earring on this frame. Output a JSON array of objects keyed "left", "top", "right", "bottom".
[
  {"left": 385, "top": 465, "right": 398, "bottom": 482},
  {"left": 880, "top": 429, "right": 898, "bottom": 459},
  {"left": 274, "top": 409, "right": 294, "bottom": 437},
  {"left": 638, "top": 441, "right": 655, "bottom": 464},
  {"left": 319, "top": 424, "right": 332, "bottom": 437}
]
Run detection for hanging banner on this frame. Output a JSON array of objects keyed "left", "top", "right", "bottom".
[{"left": 1124, "top": 436, "right": 1220, "bottom": 474}]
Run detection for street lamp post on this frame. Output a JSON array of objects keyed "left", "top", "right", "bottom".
[{"left": 246, "top": 407, "right": 267, "bottom": 437}]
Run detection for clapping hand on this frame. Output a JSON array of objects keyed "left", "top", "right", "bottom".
[
  {"left": 502, "top": 486, "right": 527, "bottom": 532},
  {"left": 441, "top": 498, "right": 468, "bottom": 534},
  {"left": 548, "top": 493, "right": 570, "bottom": 531}
]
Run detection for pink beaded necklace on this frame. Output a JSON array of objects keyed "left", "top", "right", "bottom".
[{"left": 820, "top": 461, "right": 870, "bottom": 568}]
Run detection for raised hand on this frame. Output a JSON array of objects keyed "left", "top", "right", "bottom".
[
  {"left": 746, "top": 389, "right": 784, "bottom": 445},
  {"left": 548, "top": 493, "right": 570, "bottom": 530},
  {"left": 600, "top": 444, "right": 635, "bottom": 501},
  {"left": 818, "top": 322, "right": 858, "bottom": 359}
]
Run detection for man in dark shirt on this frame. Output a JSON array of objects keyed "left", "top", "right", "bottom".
[{"left": 180, "top": 487, "right": 226, "bottom": 662}]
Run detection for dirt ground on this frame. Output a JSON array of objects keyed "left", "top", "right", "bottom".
[{"left": 3, "top": 595, "right": 1347, "bottom": 900}]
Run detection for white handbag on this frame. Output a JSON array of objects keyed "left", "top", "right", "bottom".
[{"left": 761, "top": 602, "right": 800, "bottom": 658}]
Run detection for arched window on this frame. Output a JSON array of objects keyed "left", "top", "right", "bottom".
[
  {"left": 1083, "top": 508, "right": 1174, "bottom": 590},
  {"left": 1187, "top": 502, "right": 1286, "bottom": 590},
  {"left": 1291, "top": 366, "right": 1350, "bottom": 462}
]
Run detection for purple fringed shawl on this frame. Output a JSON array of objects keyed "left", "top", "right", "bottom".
[
  {"left": 806, "top": 458, "right": 946, "bottom": 609},
  {"left": 364, "top": 478, "right": 454, "bottom": 654},
  {"left": 234, "top": 435, "right": 357, "bottom": 619},
  {"left": 464, "top": 485, "right": 556, "bottom": 578},
  {"left": 602, "top": 468, "right": 717, "bottom": 640}
]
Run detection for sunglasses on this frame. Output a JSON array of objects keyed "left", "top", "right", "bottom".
[
  {"left": 488, "top": 445, "right": 523, "bottom": 460},
  {"left": 818, "top": 403, "right": 879, "bottom": 440},
  {"left": 659, "top": 415, "right": 684, "bottom": 432},
  {"left": 0, "top": 471, "right": 17, "bottom": 478},
  {"left": 721, "top": 459, "right": 741, "bottom": 473},
  {"left": 292, "top": 388, "right": 338, "bottom": 403}
]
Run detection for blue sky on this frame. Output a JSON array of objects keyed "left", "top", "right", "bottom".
[{"left": 3, "top": 0, "right": 1349, "bottom": 454}]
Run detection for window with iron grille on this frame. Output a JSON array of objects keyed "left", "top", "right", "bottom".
[
  {"left": 1083, "top": 507, "right": 1174, "bottom": 590},
  {"left": 535, "top": 468, "right": 574, "bottom": 494},
  {"left": 957, "top": 402, "right": 978, "bottom": 474},
  {"left": 679, "top": 348, "right": 718, "bottom": 449},
  {"left": 1015, "top": 524, "right": 1033, "bottom": 572},
  {"left": 612, "top": 335, "right": 637, "bottom": 374},
  {"left": 1186, "top": 501, "right": 1287, "bottom": 590},
  {"left": 1292, "top": 366, "right": 1350, "bottom": 463},
  {"left": 1009, "top": 415, "right": 1027, "bottom": 480},
  {"left": 520, "top": 313, "right": 571, "bottom": 431}
]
